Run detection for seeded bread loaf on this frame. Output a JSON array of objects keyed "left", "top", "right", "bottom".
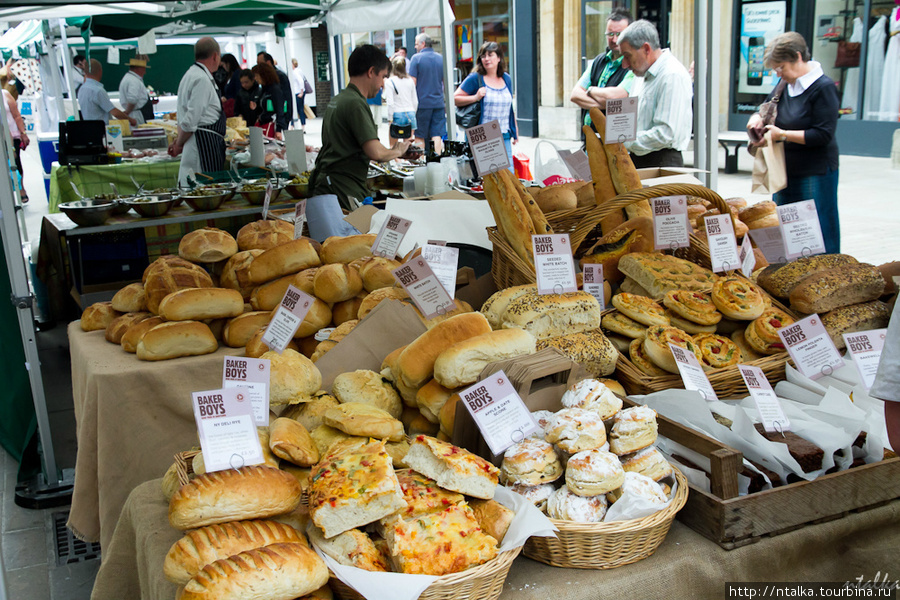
[
  {"left": 756, "top": 254, "right": 859, "bottom": 300},
  {"left": 821, "top": 301, "right": 891, "bottom": 350},
  {"left": 500, "top": 290, "right": 603, "bottom": 340},
  {"left": 788, "top": 263, "right": 885, "bottom": 314},
  {"left": 536, "top": 329, "right": 618, "bottom": 376},
  {"left": 480, "top": 284, "right": 536, "bottom": 329}
]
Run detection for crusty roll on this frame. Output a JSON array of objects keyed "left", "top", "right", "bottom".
[
  {"left": 220, "top": 249, "right": 264, "bottom": 301},
  {"left": 533, "top": 184, "right": 577, "bottom": 213},
  {"left": 480, "top": 284, "right": 536, "bottom": 329},
  {"left": 143, "top": 255, "right": 204, "bottom": 284},
  {"left": 359, "top": 257, "right": 402, "bottom": 292},
  {"left": 178, "top": 227, "right": 238, "bottom": 263},
  {"left": 180, "top": 542, "right": 328, "bottom": 600},
  {"left": 121, "top": 316, "right": 165, "bottom": 353},
  {"left": 323, "top": 402, "right": 405, "bottom": 441},
  {"left": 433, "top": 328, "right": 536, "bottom": 388},
  {"left": 158, "top": 288, "right": 245, "bottom": 321},
  {"left": 438, "top": 394, "right": 460, "bottom": 436},
  {"left": 169, "top": 466, "right": 303, "bottom": 530},
  {"left": 311, "top": 340, "right": 337, "bottom": 363},
  {"left": 416, "top": 379, "right": 461, "bottom": 424},
  {"left": 111, "top": 283, "right": 148, "bottom": 313},
  {"left": 294, "top": 298, "right": 333, "bottom": 339},
  {"left": 236, "top": 219, "right": 295, "bottom": 251},
  {"left": 320, "top": 234, "right": 378, "bottom": 264},
  {"left": 164, "top": 520, "right": 307, "bottom": 585},
  {"left": 333, "top": 293, "right": 367, "bottom": 326},
  {"left": 332, "top": 369, "right": 402, "bottom": 419},
  {"left": 81, "top": 301, "right": 122, "bottom": 332},
  {"left": 136, "top": 321, "right": 218, "bottom": 361},
  {"left": 269, "top": 417, "right": 319, "bottom": 466},
  {"left": 247, "top": 238, "right": 322, "bottom": 285},
  {"left": 105, "top": 311, "right": 152, "bottom": 344},
  {"left": 245, "top": 326, "right": 300, "bottom": 358},
  {"left": 536, "top": 329, "right": 618, "bottom": 377},
  {"left": 263, "top": 349, "right": 322, "bottom": 406},
  {"left": 144, "top": 263, "right": 215, "bottom": 315},
  {"left": 222, "top": 311, "right": 273, "bottom": 348},
  {"left": 291, "top": 267, "right": 318, "bottom": 296},
  {"left": 357, "top": 287, "right": 410, "bottom": 320},
  {"left": 313, "top": 263, "right": 364, "bottom": 303}
]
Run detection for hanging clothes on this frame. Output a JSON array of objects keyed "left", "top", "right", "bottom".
[
  {"left": 877, "top": 7, "right": 900, "bottom": 121},
  {"left": 864, "top": 15, "right": 887, "bottom": 120},
  {"left": 841, "top": 17, "right": 863, "bottom": 119}
]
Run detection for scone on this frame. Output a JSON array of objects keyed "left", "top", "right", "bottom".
[
  {"left": 744, "top": 307, "right": 794, "bottom": 355},
  {"left": 629, "top": 337, "right": 668, "bottom": 377},
  {"left": 665, "top": 310, "right": 718, "bottom": 334},
  {"left": 601, "top": 311, "right": 647, "bottom": 339},
  {"left": 500, "top": 438, "right": 563, "bottom": 486},
  {"left": 620, "top": 446, "right": 674, "bottom": 482},
  {"left": 608, "top": 406, "right": 658, "bottom": 456},
  {"left": 544, "top": 408, "right": 608, "bottom": 454},
  {"left": 560, "top": 379, "right": 623, "bottom": 421},
  {"left": 529, "top": 410, "right": 555, "bottom": 439},
  {"left": 662, "top": 290, "right": 722, "bottom": 325},
  {"left": 693, "top": 333, "right": 742, "bottom": 370},
  {"left": 642, "top": 326, "right": 702, "bottom": 374},
  {"left": 607, "top": 471, "right": 668, "bottom": 505},
  {"left": 506, "top": 482, "right": 555, "bottom": 512},
  {"left": 711, "top": 276, "right": 768, "bottom": 320},
  {"left": 565, "top": 449, "right": 625, "bottom": 497},
  {"left": 546, "top": 484, "right": 608, "bottom": 522},
  {"left": 611, "top": 293, "right": 669, "bottom": 327}
]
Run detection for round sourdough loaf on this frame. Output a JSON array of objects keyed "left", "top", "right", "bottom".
[
  {"left": 236, "top": 219, "right": 294, "bottom": 251},
  {"left": 81, "top": 301, "right": 122, "bottom": 332},
  {"left": 111, "top": 282, "right": 148, "bottom": 313},
  {"left": 178, "top": 227, "right": 238, "bottom": 263}
]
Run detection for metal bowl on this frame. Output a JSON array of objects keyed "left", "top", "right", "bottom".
[
  {"left": 90, "top": 194, "right": 132, "bottom": 215},
  {"left": 58, "top": 200, "right": 117, "bottom": 227},
  {"left": 284, "top": 181, "right": 309, "bottom": 199},
  {"left": 199, "top": 182, "right": 238, "bottom": 202},
  {"left": 147, "top": 188, "right": 184, "bottom": 207},
  {"left": 181, "top": 190, "right": 229, "bottom": 211},
  {"left": 126, "top": 194, "right": 180, "bottom": 217},
  {"left": 238, "top": 185, "right": 284, "bottom": 205}
]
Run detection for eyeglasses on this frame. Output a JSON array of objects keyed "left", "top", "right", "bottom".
[{"left": 605, "top": 31, "right": 621, "bottom": 38}]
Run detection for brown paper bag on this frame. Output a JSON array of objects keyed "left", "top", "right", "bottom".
[{"left": 751, "top": 131, "right": 787, "bottom": 194}]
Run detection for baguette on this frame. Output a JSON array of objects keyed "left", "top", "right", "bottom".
[
  {"left": 158, "top": 287, "right": 244, "bottom": 321},
  {"left": 483, "top": 171, "right": 536, "bottom": 269},
  {"left": 582, "top": 125, "right": 618, "bottom": 206},
  {"left": 589, "top": 107, "right": 642, "bottom": 194},
  {"left": 433, "top": 328, "right": 536, "bottom": 388},
  {"left": 788, "top": 263, "right": 885, "bottom": 314},
  {"left": 247, "top": 238, "right": 322, "bottom": 285},
  {"left": 501, "top": 168, "right": 552, "bottom": 235},
  {"left": 136, "top": 321, "right": 218, "bottom": 361}
]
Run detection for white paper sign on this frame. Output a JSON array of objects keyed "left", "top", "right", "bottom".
[
  {"left": 372, "top": 214, "right": 412, "bottom": 259},
  {"left": 704, "top": 214, "right": 741, "bottom": 273},
  {"left": 843, "top": 329, "right": 887, "bottom": 390},
  {"left": 192, "top": 387, "right": 264, "bottom": 473},
  {"left": 422, "top": 243, "right": 459, "bottom": 296},
  {"left": 558, "top": 149, "right": 592, "bottom": 181},
  {"left": 582, "top": 263, "right": 606, "bottom": 308},
  {"left": 137, "top": 31, "right": 157, "bottom": 54},
  {"left": 778, "top": 314, "right": 844, "bottom": 380},
  {"left": 293, "top": 200, "right": 307, "bottom": 239},
  {"left": 738, "top": 364, "right": 791, "bottom": 433},
  {"left": 222, "top": 356, "right": 271, "bottom": 427},
  {"left": 466, "top": 120, "right": 509, "bottom": 175},
  {"left": 777, "top": 200, "right": 826, "bottom": 260},
  {"left": 668, "top": 343, "right": 718, "bottom": 401},
  {"left": 392, "top": 258, "right": 456, "bottom": 320},
  {"left": 748, "top": 226, "right": 787, "bottom": 265},
  {"left": 739, "top": 234, "right": 756, "bottom": 277},
  {"left": 262, "top": 182, "right": 275, "bottom": 220},
  {"left": 604, "top": 97, "right": 638, "bottom": 144},
  {"left": 261, "top": 285, "right": 315, "bottom": 353},
  {"left": 459, "top": 370, "right": 538, "bottom": 456},
  {"left": 107, "top": 47, "right": 120, "bottom": 65},
  {"left": 532, "top": 233, "right": 578, "bottom": 295},
  {"left": 652, "top": 196, "right": 691, "bottom": 250}
]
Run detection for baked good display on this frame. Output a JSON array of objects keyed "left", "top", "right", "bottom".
[
  {"left": 560, "top": 378, "right": 623, "bottom": 420},
  {"left": 547, "top": 484, "right": 608, "bottom": 522},
  {"left": 535, "top": 329, "right": 618, "bottom": 377},
  {"left": 711, "top": 277, "right": 768, "bottom": 320},
  {"left": 606, "top": 472, "right": 668, "bottom": 505},
  {"left": 404, "top": 435, "right": 500, "bottom": 499},
  {"left": 663, "top": 290, "right": 723, "bottom": 326},
  {"left": 500, "top": 438, "right": 563, "bottom": 486},
  {"left": 565, "top": 449, "right": 626, "bottom": 497},
  {"left": 323, "top": 402, "right": 405, "bottom": 441},
  {"left": 262, "top": 349, "right": 322, "bottom": 406},
  {"left": 236, "top": 219, "right": 294, "bottom": 251},
  {"left": 320, "top": 233, "right": 377, "bottom": 264},
  {"left": 178, "top": 227, "right": 238, "bottom": 263},
  {"left": 136, "top": 320, "right": 218, "bottom": 361},
  {"left": 743, "top": 307, "right": 794, "bottom": 355},
  {"left": 111, "top": 282, "right": 148, "bottom": 313},
  {"left": 601, "top": 311, "right": 647, "bottom": 339},
  {"left": 753, "top": 423, "right": 824, "bottom": 473},
  {"left": 306, "top": 526, "right": 390, "bottom": 572},
  {"left": 331, "top": 370, "right": 402, "bottom": 419},
  {"left": 620, "top": 447, "right": 674, "bottom": 482},
  {"left": 480, "top": 284, "right": 536, "bottom": 329},
  {"left": 247, "top": 237, "right": 322, "bottom": 285},
  {"left": 433, "top": 328, "right": 536, "bottom": 388},
  {"left": 313, "top": 263, "right": 364, "bottom": 303},
  {"left": 611, "top": 293, "right": 669, "bottom": 327},
  {"left": 629, "top": 337, "right": 669, "bottom": 377},
  {"left": 500, "top": 290, "right": 603, "bottom": 340},
  {"left": 693, "top": 333, "right": 742, "bottom": 369},
  {"left": 642, "top": 325, "right": 701, "bottom": 374},
  {"left": 157, "top": 287, "right": 244, "bottom": 321},
  {"left": 608, "top": 406, "right": 658, "bottom": 456},
  {"left": 821, "top": 301, "right": 891, "bottom": 350},
  {"left": 618, "top": 252, "right": 719, "bottom": 299},
  {"left": 105, "top": 311, "right": 151, "bottom": 344},
  {"left": 756, "top": 254, "right": 859, "bottom": 299},
  {"left": 787, "top": 263, "right": 885, "bottom": 314},
  {"left": 268, "top": 417, "right": 319, "bottom": 467}
]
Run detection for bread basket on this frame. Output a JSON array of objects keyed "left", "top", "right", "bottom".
[
  {"left": 522, "top": 467, "right": 688, "bottom": 569},
  {"left": 174, "top": 449, "right": 201, "bottom": 486}
]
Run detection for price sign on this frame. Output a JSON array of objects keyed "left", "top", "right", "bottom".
[
  {"left": 459, "top": 370, "right": 538, "bottom": 456},
  {"left": 604, "top": 97, "right": 638, "bottom": 144},
  {"left": 262, "top": 181, "right": 275, "bottom": 220},
  {"left": 222, "top": 356, "right": 271, "bottom": 426},
  {"left": 192, "top": 387, "right": 264, "bottom": 473},
  {"left": 704, "top": 214, "right": 741, "bottom": 273},
  {"left": 532, "top": 233, "right": 578, "bottom": 295},
  {"left": 422, "top": 243, "right": 460, "bottom": 296},
  {"left": 778, "top": 314, "right": 844, "bottom": 380},
  {"left": 668, "top": 343, "right": 718, "bottom": 402},
  {"left": 261, "top": 285, "right": 315, "bottom": 353},
  {"left": 651, "top": 196, "right": 691, "bottom": 250},
  {"left": 843, "top": 329, "right": 887, "bottom": 390},
  {"left": 582, "top": 263, "right": 606, "bottom": 308},
  {"left": 293, "top": 200, "right": 307, "bottom": 239},
  {"left": 777, "top": 200, "right": 826, "bottom": 261},
  {"left": 558, "top": 149, "right": 592, "bottom": 182},
  {"left": 392, "top": 258, "right": 456, "bottom": 320},
  {"left": 371, "top": 214, "right": 412, "bottom": 259},
  {"left": 738, "top": 364, "right": 790, "bottom": 433},
  {"left": 465, "top": 120, "right": 509, "bottom": 175},
  {"left": 739, "top": 234, "right": 756, "bottom": 277},
  {"left": 748, "top": 226, "right": 787, "bottom": 265}
]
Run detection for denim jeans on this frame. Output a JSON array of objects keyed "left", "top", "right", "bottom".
[
  {"left": 503, "top": 132, "right": 514, "bottom": 173},
  {"left": 773, "top": 166, "right": 840, "bottom": 254}
]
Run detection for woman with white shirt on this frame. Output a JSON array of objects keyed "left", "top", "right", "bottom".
[
  {"left": 385, "top": 56, "right": 417, "bottom": 146},
  {"left": 747, "top": 32, "right": 840, "bottom": 253}
]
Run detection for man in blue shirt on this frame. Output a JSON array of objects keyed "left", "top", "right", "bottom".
[
  {"left": 77, "top": 59, "right": 136, "bottom": 126},
  {"left": 409, "top": 33, "right": 446, "bottom": 153}
]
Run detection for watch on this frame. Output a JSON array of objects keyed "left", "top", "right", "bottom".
[{"left": 780, "top": 132, "right": 788, "bottom": 142}]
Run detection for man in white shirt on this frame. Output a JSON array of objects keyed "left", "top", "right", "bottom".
[
  {"left": 76, "top": 59, "right": 136, "bottom": 126},
  {"left": 290, "top": 58, "right": 308, "bottom": 130},
  {"left": 617, "top": 19, "right": 693, "bottom": 168},
  {"left": 118, "top": 56, "right": 151, "bottom": 125},
  {"left": 168, "top": 37, "right": 226, "bottom": 185}
]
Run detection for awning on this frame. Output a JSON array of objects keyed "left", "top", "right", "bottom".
[
  {"left": 0, "top": 20, "right": 44, "bottom": 59},
  {"left": 326, "top": 0, "right": 451, "bottom": 36}
]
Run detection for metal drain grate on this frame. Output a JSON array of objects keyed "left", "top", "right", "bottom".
[{"left": 53, "top": 511, "right": 101, "bottom": 566}]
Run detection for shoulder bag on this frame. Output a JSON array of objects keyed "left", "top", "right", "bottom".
[{"left": 455, "top": 75, "right": 483, "bottom": 129}]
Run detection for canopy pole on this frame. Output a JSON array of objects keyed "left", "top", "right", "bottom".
[
  {"left": 42, "top": 22, "right": 67, "bottom": 126},
  {"left": 440, "top": 0, "right": 455, "bottom": 143},
  {"left": 58, "top": 19, "right": 80, "bottom": 121}
]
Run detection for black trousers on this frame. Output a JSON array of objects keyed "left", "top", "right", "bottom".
[{"left": 630, "top": 148, "right": 684, "bottom": 169}]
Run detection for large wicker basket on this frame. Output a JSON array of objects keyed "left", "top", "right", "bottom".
[
  {"left": 174, "top": 449, "right": 200, "bottom": 486},
  {"left": 523, "top": 467, "right": 688, "bottom": 569}
]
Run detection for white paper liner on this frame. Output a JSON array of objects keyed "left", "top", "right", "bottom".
[{"left": 603, "top": 476, "right": 678, "bottom": 523}]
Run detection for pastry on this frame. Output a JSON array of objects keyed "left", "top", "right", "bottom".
[
  {"left": 665, "top": 310, "right": 718, "bottom": 334},
  {"left": 611, "top": 293, "right": 669, "bottom": 327},
  {"left": 608, "top": 406, "right": 658, "bottom": 456},
  {"left": 730, "top": 329, "right": 763, "bottom": 361},
  {"left": 693, "top": 333, "right": 742, "bottom": 369},
  {"left": 788, "top": 263, "right": 885, "bottom": 314},
  {"left": 821, "top": 301, "right": 891, "bottom": 350},
  {"left": 744, "top": 307, "right": 794, "bottom": 355},
  {"left": 535, "top": 329, "right": 618, "bottom": 377},
  {"left": 545, "top": 408, "right": 608, "bottom": 454},
  {"left": 711, "top": 276, "right": 768, "bottom": 320},
  {"left": 620, "top": 447, "right": 673, "bottom": 482},
  {"left": 404, "top": 435, "right": 500, "bottom": 499},
  {"left": 560, "top": 379, "right": 623, "bottom": 420},
  {"left": 507, "top": 482, "right": 555, "bottom": 511},
  {"left": 662, "top": 290, "right": 722, "bottom": 325},
  {"left": 606, "top": 471, "right": 668, "bottom": 504},
  {"left": 629, "top": 337, "right": 668, "bottom": 377},
  {"left": 601, "top": 311, "right": 647, "bottom": 339},
  {"left": 564, "top": 449, "right": 625, "bottom": 497},
  {"left": 546, "top": 485, "right": 608, "bottom": 522},
  {"left": 500, "top": 438, "right": 563, "bottom": 486},
  {"left": 618, "top": 252, "right": 719, "bottom": 299},
  {"left": 642, "top": 325, "right": 702, "bottom": 374}
]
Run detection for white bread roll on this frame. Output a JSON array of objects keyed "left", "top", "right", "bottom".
[
  {"left": 534, "top": 185, "right": 577, "bottom": 212},
  {"left": 80, "top": 301, "right": 122, "bottom": 332},
  {"left": 332, "top": 370, "right": 402, "bottom": 418},
  {"left": 105, "top": 311, "right": 152, "bottom": 344},
  {"left": 357, "top": 287, "right": 409, "bottom": 319},
  {"left": 178, "top": 227, "right": 238, "bottom": 263},
  {"left": 136, "top": 321, "right": 218, "bottom": 361},
  {"left": 415, "top": 379, "right": 461, "bottom": 424},
  {"left": 121, "top": 316, "right": 165, "bottom": 353},
  {"left": 111, "top": 282, "right": 148, "bottom": 313},
  {"left": 359, "top": 257, "right": 402, "bottom": 292},
  {"left": 501, "top": 290, "right": 603, "bottom": 340},
  {"left": 247, "top": 238, "right": 322, "bottom": 285},
  {"left": 158, "top": 288, "right": 244, "bottom": 321},
  {"left": 433, "top": 328, "right": 536, "bottom": 388},
  {"left": 396, "top": 312, "right": 492, "bottom": 389},
  {"left": 320, "top": 234, "right": 377, "bottom": 264},
  {"left": 222, "top": 311, "right": 273, "bottom": 348},
  {"left": 220, "top": 249, "right": 264, "bottom": 301},
  {"left": 236, "top": 219, "right": 294, "bottom": 251},
  {"left": 313, "top": 263, "right": 364, "bottom": 303}
]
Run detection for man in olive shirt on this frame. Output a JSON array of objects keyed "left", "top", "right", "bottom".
[{"left": 310, "top": 45, "right": 409, "bottom": 210}]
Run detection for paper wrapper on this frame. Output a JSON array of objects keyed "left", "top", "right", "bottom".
[
  {"left": 310, "top": 485, "right": 556, "bottom": 600},
  {"left": 604, "top": 478, "right": 678, "bottom": 523}
]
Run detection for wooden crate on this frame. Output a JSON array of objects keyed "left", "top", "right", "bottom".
[{"left": 624, "top": 397, "right": 900, "bottom": 548}]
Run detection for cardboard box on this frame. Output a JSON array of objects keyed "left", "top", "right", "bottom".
[{"left": 637, "top": 167, "right": 706, "bottom": 187}]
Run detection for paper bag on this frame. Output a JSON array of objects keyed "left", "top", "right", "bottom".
[{"left": 751, "top": 131, "right": 787, "bottom": 195}]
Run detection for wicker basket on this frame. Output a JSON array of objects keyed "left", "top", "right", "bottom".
[
  {"left": 523, "top": 467, "right": 688, "bottom": 569},
  {"left": 174, "top": 449, "right": 200, "bottom": 486},
  {"left": 328, "top": 547, "right": 522, "bottom": 600}
]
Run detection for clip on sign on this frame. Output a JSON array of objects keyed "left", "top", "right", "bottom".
[
  {"left": 458, "top": 369, "right": 537, "bottom": 456},
  {"left": 261, "top": 285, "right": 315, "bottom": 353},
  {"left": 392, "top": 257, "right": 455, "bottom": 320},
  {"left": 191, "top": 387, "right": 264, "bottom": 473}
]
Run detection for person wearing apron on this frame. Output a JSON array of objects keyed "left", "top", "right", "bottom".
[
  {"left": 169, "top": 37, "right": 226, "bottom": 185},
  {"left": 118, "top": 56, "right": 151, "bottom": 126}
]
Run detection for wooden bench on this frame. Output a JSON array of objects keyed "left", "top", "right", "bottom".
[{"left": 718, "top": 131, "right": 750, "bottom": 174}]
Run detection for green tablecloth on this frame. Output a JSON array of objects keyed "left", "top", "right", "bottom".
[{"left": 49, "top": 160, "right": 182, "bottom": 213}]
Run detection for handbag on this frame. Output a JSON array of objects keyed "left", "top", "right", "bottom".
[
  {"left": 390, "top": 123, "right": 411, "bottom": 139},
  {"left": 748, "top": 80, "right": 786, "bottom": 145},
  {"left": 835, "top": 40, "right": 861, "bottom": 68},
  {"left": 751, "top": 130, "right": 787, "bottom": 194},
  {"left": 303, "top": 76, "right": 313, "bottom": 95},
  {"left": 455, "top": 75, "right": 483, "bottom": 129}
]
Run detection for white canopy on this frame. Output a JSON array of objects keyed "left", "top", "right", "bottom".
[{"left": 325, "top": 0, "right": 452, "bottom": 37}]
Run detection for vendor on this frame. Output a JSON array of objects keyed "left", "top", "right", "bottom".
[
  {"left": 118, "top": 55, "right": 152, "bottom": 125},
  {"left": 168, "top": 37, "right": 226, "bottom": 185},
  {"left": 77, "top": 59, "right": 136, "bottom": 126},
  {"left": 310, "top": 44, "right": 409, "bottom": 210}
]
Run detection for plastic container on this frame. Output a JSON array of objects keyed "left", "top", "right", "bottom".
[
  {"left": 532, "top": 140, "right": 577, "bottom": 186},
  {"left": 37, "top": 132, "right": 59, "bottom": 176}
]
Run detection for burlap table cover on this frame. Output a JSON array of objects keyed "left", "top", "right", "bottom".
[
  {"left": 91, "top": 478, "right": 900, "bottom": 600},
  {"left": 68, "top": 322, "right": 244, "bottom": 551}
]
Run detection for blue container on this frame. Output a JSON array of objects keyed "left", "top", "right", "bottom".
[{"left": 37, "top": 132, "right": 59, "bottom": 176}]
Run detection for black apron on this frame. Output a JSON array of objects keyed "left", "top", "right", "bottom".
[
  {"left": 139, "top": 91, "right": 155, "bottom": 122},
  {"left": 191, "top": 63, "right": 226, "bottom": 174}
]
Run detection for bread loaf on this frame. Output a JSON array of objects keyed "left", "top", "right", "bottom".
[
  {"left": 311, "top": 340, "right": 337, "bottom": 362},
  {"left": 503, "top": 168, "right": 553, "bottom": 235},
  {"left": 756, "top": 254, "right": 859, "bottom": 299},
  {"left": 245, "top": 326, "right": 299, "bottom": 358},
  {"left": 433, "top": 328, "right": 536, "bottom": 388},
  {"left": 323, "top": 402, "right": 405, "bottom": 441},
  {"left": 136, "top": 321, "right": 218, "bottom": 361},
  {"left": 220, "top": 249, "right": 264, "bottom": 301},
  {"left": 313, "top": 263, "right": 364, "bottom": 303},
  {"left": 483, "top": 170, "right": 536, "bottom": 269},
  {"left": 416, "top": 379, "right": 461, "bottom": 424},
  {"left": 357, "top": 286, "right": 409, "bottom": 319},
  {"left": 788, "top": 263, "right": 885, "bottom": 314},
  {"left": 294, "top": 298, "right": 333, "bottom": 338},
  {"left": 111, "top": 283, "right": 148, "bottom": 313},
  {"left": 144, "top": 262, "right": 215, "bottom": 314},
  {"left": 143, "top": 255, "right": 205, "bottom": 284},
  {"left": 105, "top": 311, "right": 152, "bottom": 344},
  {"left": 536, "top": 329, "right": 618, "bottom": 376},
  {"left": 247, "top": 238, "right": 322, "bottom": 285},
  {"left": 579, "top": 217, "right": 654, "bottom": 284},
  {"left": 223, "top": 311, "right": 273, "bottom": 347},
  {"left": 262, "top": 348, "right": 322, "bottom": 405},
  {"left": 320, "top": 234, "right": 378, "bottom": 264},
  {"left": 80, "top": 302, "right": 122, "bottom": 332},
  {"left": 439, "top": 393, "right": 461, "bottom": 436},
  {"left": 180, "top": 542, "right": 328, "bottom": 600},
  {"left": 178, "top": 227, "right": 238, "bottom": 263},
  {"left": 307, "top": 526, "right": 390, "bottom": 572},
  {"left": 534, "top": 185, "right": 577, "bottom": 212},
  {"left": 582, "top": 125, "right": 617, "bottom": 206},
  {"left": 121, "top": 316, "right": 165, "bottom": 353},
  {"left": 333, "top": 293, "right": 367, "bottom": 325},
  {"left": 269, "top": 417, "right": 319, "bottom": 466},
  {"left": 480, "top": 284, "right": 536, "bottom": 329},
  {"left": 158, "top": 287, "right": 244, "bottom": 321},
  {"left": 821, "top": 301, "right": 891, "bottom": 350},
  {"left": 236, "top": 219, "right": 294, "bottom": 251},
  {"left": 404, "top": 435, "right": 499, "bottom": 499},
  {"left": 331, "top": 370, "right": 402, "bottom": 418},
  {"left": 500, "top": 290, "right": 603, "bottom": 340},
  {"left": 358, "top": 257, "right": 402, "bottom": 292}
]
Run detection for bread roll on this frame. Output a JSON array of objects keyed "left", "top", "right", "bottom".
[
  {"left": 158, "top": 288, "right": 244, "bottom": 321},
  {"left": 501, "top": 290, "right": 603, "bottom": 340},
  {"left": 438, "top": 393, "right": 461, "bottom": 436},
  {"left": 236, "top": 219, "right": 295, "bottom": 251},
  {"left": 331, "top": 370, "right": 402, "bottom": 419},
  {"left": 328, "top": 319, "right": 358, "bottom": 342},
  {"left": 324, "top": 403, "right": 405, "bottom": 441},
  {"left": 788, "top": 263, "right": 885, "bottom": 314},
  {"left": 111, "top": 283, "right": 148, "bottom": 313},
  {"left": 320, "top": 234, "right": 378, "bottom": 264},
  {"left": 250, "top": 272, "right": 305, "bottom": 311},
  {"left": 262, "top": 349, "right": 322, "bottom": 405},
  {"left": 121, "top": 316, "right": 165, "bottom": 353},
  {"left": 480, "top": 284, "right": 536, "bottom": 329},
  {"left": 136, "top": 321, "right": 218, "bottom": 361},
  {"left": 220, "top": 249, "right": 265, "bottom": 301},
  {"left": 433, "top": 328, "right": 536, "bottom": 388},
  {"left": 105, "top": 311, "right": 152, "bottom": 344},
  {"left": 143, "top": 255, "right": 204, "bottom": 284},
  {"left": 536, "top": 329, "right": 618, "bottom": 377},
  {"left": 415, "top": 379, "right": 461, "bottom": 424},
  {"left": 178, "top": 227, "right": 238, "bottom": 263},
  {"left": 311, "top": 339, "right": 337, "bottom": 362},
  {"left": 333, "top": 293, "right": 367, "bottom": 326},
  {"left": 269, "top": 417, "right": 319, "bottom": 466},
  {"left": 533, "top": 184, "right": 577, "bottom": 212},
  {"left": 81, "top": 301, "right": 122, "bottom": 332},
  {"left": 144, "top": 263, "right": 215, "bottom": 314},
  {"left": 245, "top": 326, "right": 299, "bottom": 358},
  {"left": 359, "top": 257, "right": 402, "bottom": 292},
  {"left": 313, "top": 263, "right": 364, "bottom": 303},
  {"left": 247, "top": 238, "right": 322, "bottom": 285},
  {"left": 223, "top": 311, "right": 273, "bottom": 348},
  {"left": 282, "top": 392, "right": 340, "bottom": 432},
  {"left": 357, "top": 287, "right": 409, "bottom": 319},
  {"left": 294, "top": 298, "right": 333, "bottom": 338}
]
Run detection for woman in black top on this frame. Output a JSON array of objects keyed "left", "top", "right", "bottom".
[
  {"left": 220, "top": 53, "right": 242, "bottom": 100},
  {"left": 234, "top": 69, "right": 261, "bottom": 126},
  {"left": 251, "top": 63, "right": 286, "bottom": 138},
  {"left": 747, "top": 32, "right": 841, "bottom": 253}
]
